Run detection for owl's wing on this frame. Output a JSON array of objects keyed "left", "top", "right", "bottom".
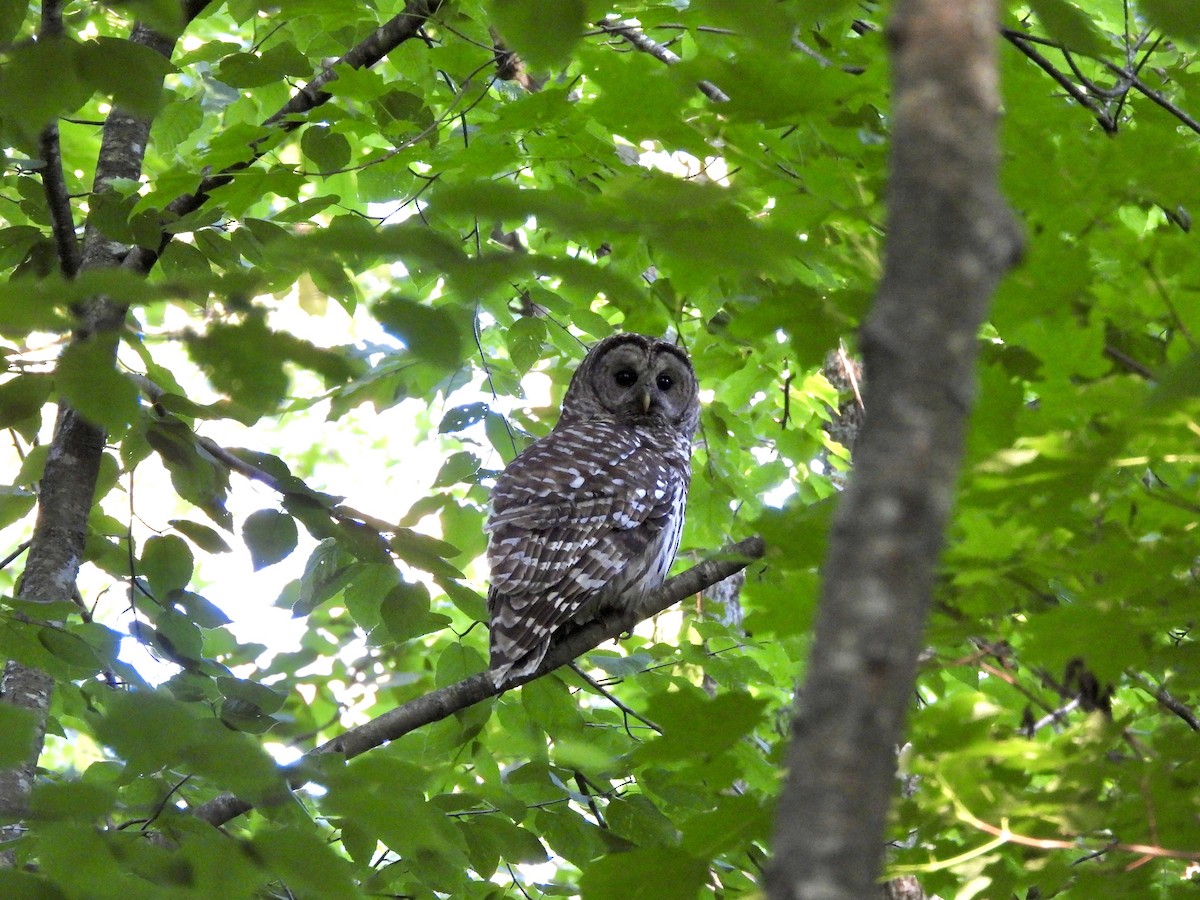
[{"left": 485, "top": 423, "right": 687, "bottom": 681}]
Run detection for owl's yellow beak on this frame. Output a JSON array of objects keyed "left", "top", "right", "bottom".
[{"left": 639, "top": 388, "right": 652, "bottom": 413}]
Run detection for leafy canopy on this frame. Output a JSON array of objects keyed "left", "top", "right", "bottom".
[{"left": 0, "top": 1, "right": 1198, "bottom": 898}]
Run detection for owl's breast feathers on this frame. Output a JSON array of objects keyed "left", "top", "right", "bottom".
[{"left": 484, "top": 418, "right": 692, "bottom": 683}]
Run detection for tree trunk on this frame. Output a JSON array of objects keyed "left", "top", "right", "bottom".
[
  {"left": 767, "top": 1, "right": 1022, "bottom": 897},
  {"left": 0, "top": 17, "right": 186, "bottom": 854}
]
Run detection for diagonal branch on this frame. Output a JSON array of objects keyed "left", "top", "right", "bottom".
[
  {"left": 596, "top": 17, "right": 730, "bottom": 103},
  {"left": 192, "top": 535, "right": 765, "bottom": 827},
  {"left": 124, "top": 0, "right": 447, "bottom": 276},
  {"left": 1002, "top": 29, "right": 1116, "bottom": 132},
  {"left": 1098, "top": 56, "right": 1200, "bottom": 136},
  {"left": 1001, "top": 27, "right": 1200, "bottom": 137}
]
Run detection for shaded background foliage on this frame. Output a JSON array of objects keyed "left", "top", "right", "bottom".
[{"left": 0, "top": 0, "right": 1197, "bottom": 897}]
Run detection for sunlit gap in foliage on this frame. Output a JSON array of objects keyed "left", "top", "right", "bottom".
[{"left": 635, "top": 145, "right": 732, "bottom": 186}]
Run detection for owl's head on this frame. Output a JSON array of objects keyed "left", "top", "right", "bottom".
[{"left": 561, "top": 333, "right": 700, "bottom": 438}]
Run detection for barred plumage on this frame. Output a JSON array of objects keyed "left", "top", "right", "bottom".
[{"left": 486, "top": 333, "right": 700, "bottom": 686}]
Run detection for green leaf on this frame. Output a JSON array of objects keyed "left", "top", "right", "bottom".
[
  {"left": 173, "top": 590, "right": 233, "bottom": 628},
  {"left": 301, "top": 125, "right": 352, "bottom": 173},
  {"left": 1026, "top": 0, "right": 1110, "bottom": 57},
  {"left": 522, "top": 676, "right": 582, "bottom": 736},
  {"left": 434, "top": 642, "right": 487, "bottom": 688},
  {"left": 151, "top": 607, "right": 205, "bottom": 667},
  {"left": 374, "top": 295, "right": 466, "bottom": 370},
  {"left": 606, "top": 795, "right": 679, "bottom": 848},
  {"left": 343, "top": 563, "right": 398, "bottom": 630},
  {"left": 30, "top": 780, "right": 116, "bottom": 822},
  {"left": 216, "top": 42, "right": 310, "bottom": 87},
  {"left": 0, "top": 373, "right": 53, "bottom": 428},
  {"left": 506, "top": 316, "right": 547, "bottom": 373},
  {"left": 38, "top": 627, "right": 102, "bottom": 670},
  {"left": 186, "top": 315, "right": 291, "bottom": 418},
  {"left": 679, "top": 794, "right": 771, "bottom": 858},
  {"left": 0, "top": 704, "right": 38, "bottom": 768},
  {"left": 635, "top": 688, "right": 767, "bottom": 763},
  {"left": 251, "top": 827, "right": 359, "bottom": 900},
  {"left": 440, "top": 581, "right": 489, "bottom": 623},
  {"left": 0, "top": 869, "right": 63, "bottom": 899},
  {"left": 381, "top": 582, "right": 451, "bottom": 642},
  {"left": 1139, "top": 0, "right": 1200, "bottom": 44},
  {"left": 140, "top": 534, "right": 194, "bottom": 598},
  {"left": 490, "top": 0, "right": 586, "bottom": 67},
  {"left": 580, "top": 847, "right": 708, "bottom": 900},
  {"left": 0, "top": 38, "right": 90, "bottom": 145},
  {"left": 242, "top": 509, "right": 299, "bottom": 570},
  {"left": 56, "top": 337, "right": 140, "bottom": 431},
  {"left": 217, "top": 675, "right": 286, "bottom": 715},
  {"left": 465, "top": 816, "right": 549, "bottom": 869},
  {"left": 389, "top": 528, "right": 466, "bottom": 580},
  {"left": 0, "top": 485, "right": 36, "bottom": 531},
  {"left": 433, "top": 451, "right": 482, "bottom": 487},
  {"left": 439, "top": 402, "right": 490, "bottom": 434},
  {"left": 169, "top": 519, "right": 233, "bottom": 554},
  {"left": 486, "top": 410, "right": 523, "bottom": 463},
  {"left": 292, "top": 538, "right": 352, "bottom": 616},
  {"left": 145, "top": 418, "right": 232, "bottom": 529},
  {"left": 76, "top": 37, "right": 176, "bottom": 116}
]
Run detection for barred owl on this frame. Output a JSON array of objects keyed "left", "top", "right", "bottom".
[{"left": 486, "top": 333, "right": 700, "bottom": 687}]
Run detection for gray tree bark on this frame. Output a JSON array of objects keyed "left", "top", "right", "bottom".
[
  {"left": 766, "top": 1, "right": 1022, "bottom": 897},
  {"left": 0, "top": 0, "right": 443, "bottom": 853},
  {"left": 0, "top": 12, "right": 193, "bottom": 852}
]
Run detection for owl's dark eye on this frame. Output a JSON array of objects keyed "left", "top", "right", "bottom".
[
  {"left": 656, "top": 373, "right": 674, "bottom": 391},
  {"left": 614, "top": 369, "right": 638, "bottom": 387}
]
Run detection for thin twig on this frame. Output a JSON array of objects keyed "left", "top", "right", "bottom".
[
  {"left": 1003, "top": 26, "right": 1200, "bottom": 137},
  {"left": 1128, "top": 672, "right": 1200, "bottom": 731},
  {"left": 573, "top": 771, "right": 608, "bottom": 828},
  {"left": 569, "top": 662, "right": 662, "bottom": 735},
  {"left": 1100, "top": 56, "right": 1200, "bottom": 135},
  {"left": 945, "top": 786, "right": 1200, "bottom": 863},
  {"left": 596, "top": 17, "right": 730, "bottom": 102},
  {"left": 1025, "top": 697, "right": 1081, "bottom": 735},
  {"left": 1103, "top": 345, "right": 1155, "bottom": 379},
  {"left": 791, "top": 36, "right": 866, "bottom": 75},
  {"left": 128, "top": 371, "right": 397, "bottom": 534},
  {"left": 0, "top": 541, "right": 31, "bottom": 571},
  {"left": 1002, "top": 29, "right": 1116, "bottom": 132},
  {"left": 123, "top": 0, "right": 447, "bottom": 275}
]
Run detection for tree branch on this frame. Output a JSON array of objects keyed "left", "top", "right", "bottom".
[
  {"left": 193, "top": 536, "right": 764, "bottom": 828},
  {"left": 37, "top": 0, "right": 80, "bottom": 277},
  {"left": 124, "top": 0, "right": 446, "bottom": 276},
  {"left": 768, "top": 1, "right": 1022, "bottom": 896},
  {"left": 1099, "top": 56, "right": 1200, "bottom": 136},
  {"left": 1001, "top": 29, "right": 1116, "bottom": 133},
  {"left": 0, "top": 0, "right": 213, "bottom": 852},
  {"left": 1001, "top": 26, "right": 1200, "bottom": 137},
  {"left": 596, "top": 17, "right": 730, "bottom": 103},
  {"left": 1128, "top": 671, "right": 1200, "bottom": 732}
]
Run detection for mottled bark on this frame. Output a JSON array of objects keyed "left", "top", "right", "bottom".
[
  {"left": 767, "top": 2, "right": 1022, "bottom": 898},
  {"left": 0, "top": 0, "right": 448, "bottom": 848},
  {"left": 0, "top": 4, "right": 212, "bottom": 856}
]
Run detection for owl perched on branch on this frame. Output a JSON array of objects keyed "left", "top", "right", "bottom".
[{"left": 486, "top": 333, "right": 701, "bottom": 687}]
